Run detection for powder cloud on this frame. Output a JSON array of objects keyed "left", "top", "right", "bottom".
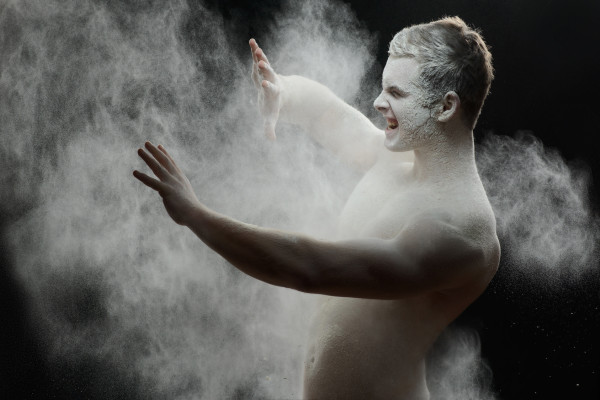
[{"left": 1, "top": 0, "right": 597, "bottom": 399}]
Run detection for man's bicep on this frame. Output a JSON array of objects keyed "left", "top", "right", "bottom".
[
  {"left": 302, "top": 219, "right": 484, "bottom": 299},
  {"left": 392, "top": 219, "right": 486, "bottom": 293}
]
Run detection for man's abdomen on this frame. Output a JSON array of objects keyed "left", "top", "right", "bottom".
[{"left": 303, "top": 297, "right": 434, "bottom": 400}]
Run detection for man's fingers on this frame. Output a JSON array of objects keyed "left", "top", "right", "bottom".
[
  {"left": 249, "top": 38, "right": 259, "bottom": 63},
  {"left": 145, "top": 141, "right": 175, "bottom": 173},
  {"left": 264, "top": 120, "right": 276, "bottom": 141},
  {"left": 262, "top": 80, "right": 279, "bottom": 97},
  {"left": 138, "top": 147, "right": 169, "bottom": 180},
  {"left": 133, "top": 170, "right": 169, "bottom": 193},
  {"left": 250, "top": 39, "right": 270, "bottom": 66},
  {"left": 157, "top": 144, "right": 175, "bottom": 164},
  {"left": 250, "top": 39, "right": 262, "bottom": 87},
  {"left": 157, "top": 144, "right": 182, "bottom": 173},
  {"left": 256, "top": 47, "right": 270, "bottom": 65},
  {"left": 251, "top": 68, "right": 260, "bottom": 87},
  {"left": 258, "top": 61, "right": 276, "bottom": 83}
]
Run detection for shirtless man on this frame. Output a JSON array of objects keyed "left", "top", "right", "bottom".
[{"left": 133, "top": 16, "right": 499, "bottom": 400}]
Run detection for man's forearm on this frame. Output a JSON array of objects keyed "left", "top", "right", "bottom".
[
  {"left": 279, "top": 75, "right": 382, "bottom": 169},
  {"left": 279, "top": 75, "right": 338, "bottom": 128},
  {"left": 184, "top": 205, "right": 313, "bottom": 291},
  {"left": 181, "top": 204, "right": 435, "bottom": 299}
]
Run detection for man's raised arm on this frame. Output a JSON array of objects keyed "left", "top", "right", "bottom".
[{"left": 250, "top": 39, "right": 391, "bottom": 171}]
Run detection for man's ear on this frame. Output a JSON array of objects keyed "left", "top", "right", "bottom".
[{"left": 437, "top": 91, "right": 460, "bottom": 123}]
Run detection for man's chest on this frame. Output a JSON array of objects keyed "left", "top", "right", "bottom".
[{"left": 337, "top": 163, "right": 440, "bottom": 239}]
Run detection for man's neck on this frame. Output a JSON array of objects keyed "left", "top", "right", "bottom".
[{"left": 411, "top": 126, "right": 477, "bottom": 185}]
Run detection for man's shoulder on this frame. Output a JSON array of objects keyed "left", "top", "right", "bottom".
[
  {"left": 427, "top": 177, "right": 496, "bottom": 235},
  {"left": 392, "top": 207, "right": 498, "bottom": 293},
  {"left": 404, "top": 201, "right": 499, "bottom": 262}
]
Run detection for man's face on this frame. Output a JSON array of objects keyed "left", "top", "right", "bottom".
[{"left": 373, "top": 57, "right": 436, "bottom": 152}]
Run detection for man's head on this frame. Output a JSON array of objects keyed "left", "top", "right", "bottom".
[{"left": 387, "top": 16, "right": 494, "bottom": 131}]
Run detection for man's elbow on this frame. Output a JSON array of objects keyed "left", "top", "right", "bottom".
[
  {"left": 288, "top": 262, "right": 333, "bottom": 295},
  {"left": 288, "top": 262, "right": 322, "bottom": 294},
  {"left": 291, "top": 275, "right": 314, "bottom": 294},
  {"left": 268, "top": 249, "right": 318, "bottom": 294}
]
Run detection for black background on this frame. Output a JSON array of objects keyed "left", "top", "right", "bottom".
[{"left": 2, "top": 0, "right": 599, "bottom": 398}]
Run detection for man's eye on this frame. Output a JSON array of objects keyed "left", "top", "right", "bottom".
[{"left": 386, "top": 89, "right": 404, "bottom": 98}]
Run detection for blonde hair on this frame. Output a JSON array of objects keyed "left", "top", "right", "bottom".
[{"left": 389, "top": 16, "right": 494, "bottom": 129}]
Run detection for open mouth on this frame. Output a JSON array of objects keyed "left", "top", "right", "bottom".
[{"left": 387, "top": 119, "right": 398, "bottom": 130}]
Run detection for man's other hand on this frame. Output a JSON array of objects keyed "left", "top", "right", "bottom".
[{"left": 250, "top": 38, "right": 282, "bottom": 140}]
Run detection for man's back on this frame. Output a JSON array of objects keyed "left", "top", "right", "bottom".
[{"left": 304, "top": 153, "right": 499, "bottom": 399}]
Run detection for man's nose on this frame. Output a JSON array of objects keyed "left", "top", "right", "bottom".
[{"left": 373, "top": 93, "right": 388, "bottom": 112}]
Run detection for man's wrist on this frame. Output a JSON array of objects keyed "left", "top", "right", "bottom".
[{"left": 182, "top": 203, "right": 210, "bottom": 230}]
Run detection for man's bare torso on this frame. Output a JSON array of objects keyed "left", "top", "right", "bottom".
[{"left": 303, "top": 152, "right": 499, "bottom": 400}]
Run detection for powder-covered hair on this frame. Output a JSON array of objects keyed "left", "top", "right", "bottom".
[{"left": 389, "top": 16, "right": 494, "bottom": 129}]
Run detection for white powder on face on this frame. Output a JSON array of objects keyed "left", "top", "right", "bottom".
[{"left": 378, "top": 57, "right": 439, "bottom": 152}]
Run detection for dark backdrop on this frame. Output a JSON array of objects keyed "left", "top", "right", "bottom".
[{"left": 2, "top": 0, "right": 598, "bottom": 399}]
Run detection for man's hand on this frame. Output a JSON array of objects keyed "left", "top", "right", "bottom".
[
  {"left": 133, "top": 142, "right": 202, "bottom": 226},
  {"left": 250, "top": 38, "right": 282, "bottom": 140}
]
